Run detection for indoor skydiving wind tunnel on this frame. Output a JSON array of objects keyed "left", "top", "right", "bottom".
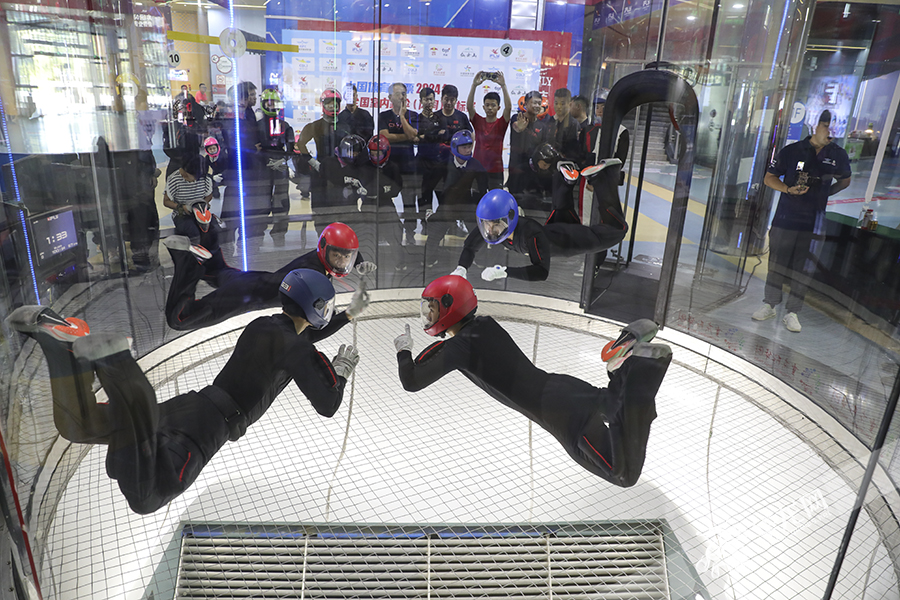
[{"left": 2, "top": 0, "right": 900, "bottom": 596}]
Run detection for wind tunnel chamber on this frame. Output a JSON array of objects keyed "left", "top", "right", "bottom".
[{"left": 581, "top": 68, "right": 698, "bottom": 326}]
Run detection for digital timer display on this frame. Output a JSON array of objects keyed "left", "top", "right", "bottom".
[{"left": 30, "top": 209, "right": 78, "bottom": 265}]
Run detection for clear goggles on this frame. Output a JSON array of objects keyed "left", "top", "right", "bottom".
[
  {"left": 421, "top": 298, "right": 441, "bottom": 331},
  {"left": 478, "top": 216, "right": 511, "bottom": 243},
  {"left": 312, "top": 296, "right": 336, "bottom": 327},
  {"left": 325, "top": 245, "right": 358, "bottom": 276}
]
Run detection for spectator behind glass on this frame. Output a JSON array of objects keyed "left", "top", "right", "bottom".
[
  {"left": 509, "top": 90, "right": 547, "bottom": 202},
  {"left": 541, "top": 88, "right": 583, "bottom": 163},
  {"left": 756, "top": 110, "right": 852, "bottom": 333},
  {"left": 339, "top": 84, "right": 375, "bottom": 140},
  {"left": 195, "top": 83, "right": 208, "bottom": 103},
  {"left": 467, "top": 70, "right": 511, "bottom": 190},
  {"left": 437, "top": 84, "right": 472, "bottom": 162},
  {"left": 416, "top": 86, "right": 447, "bottom": 217},
  {"left": 378, "top": 82, "right": 419, "bottom": 175}
]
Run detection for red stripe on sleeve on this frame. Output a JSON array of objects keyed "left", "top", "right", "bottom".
[
  {"left": 318, "top": 351, "right": 338, "bottom": 385},
  {"left": 415, "top": 341, "right": 444, "bottom": 364}
]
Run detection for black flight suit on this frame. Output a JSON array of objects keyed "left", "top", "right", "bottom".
[
  {"left": 29, "top": 312, "right": 351, "bottom": 514},
  {"left": 397, "top": 316, "right": 670, "bottom": 487}
]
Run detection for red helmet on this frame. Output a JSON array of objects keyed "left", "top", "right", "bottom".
[
  {"left": 192, "top": 201, "right": 213, "bottom": 232},
  {"left": 320, "top": 88, "right": 342, "bottom": 117},
  {"left": 367, "top": 134, "right": 391, "bottom": 167},
  {"left": 317, "top": 223, "right": 359, "bottom": 278},
  {"left": 421, "top": 275, "right": 477, "bottom": 337}
]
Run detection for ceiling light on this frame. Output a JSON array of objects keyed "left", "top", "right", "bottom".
[
  {"left": 732, "top": 3, "right": 744, "bottom": 8},
  {"left": 687, "top": 15, "right": 697, "bottom": 20}
]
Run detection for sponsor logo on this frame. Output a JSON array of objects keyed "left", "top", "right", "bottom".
[
  {"left": 319, "top": 39, "right": 340, "bottom": 54},
  {"left": 488, "top": 48, "right": 501, "bottom": 60},
  {"left": 295, "top": 39, "right": 314, "bottom": 53},
  {"left": 430, "top": 45, "right": 451, "bottom": 58},
  {"left": 403, "top": 62, "right": 419, "bottom": 75},
  {"left": 380, "top": 41, "right": 396, "bottom": 56},
  {"left": 280, "top": 281, "right": 291, "bottom": 291},
  {"left": 350, "top": 41, "right": 366, "bottom": 54},
  {"left": 296, "top": 58, "right": 313, "bottom": 71},
  {"left": 381, "top": 61, "right": 395, "bottom": 74},
  {"left": 402, "top": 44, "right": 422, "bottom": 58},
  {"left": 433, "top": 63, "right": 446, "bottom": 76},
  {"left": 459, "top": 64, "right": 475, "bottom": 77},
  {"left": 514, "top": 49, "right": 530, "bottom": 63},
  {"left": 459, "top": 46, "right": 478, "bottom": 58},
  {"left": 322, "top": 58, "right": 339, "bottom": 72}
]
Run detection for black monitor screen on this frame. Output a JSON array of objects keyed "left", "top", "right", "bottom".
[{"left": 30, "top": 209, "right": 78, "bottom": 266}]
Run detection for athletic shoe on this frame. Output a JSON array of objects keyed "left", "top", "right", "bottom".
[
  {"left": 190, "top": 245, "right": 212, "bottom": 262},
  {"left": 580, "top": 158, "right": 623, "bottom": 180},
  {"left": 630, "top": 341, "right": 673, "bottom": 362},
  {"left": 783, "top": 312, "right": 801, "bottom": 333},
  {"left": 163, "top": 235, "right": 192, "bottom": 252},
  {"left": 73, "top": 333, "right": 131, "bottom": 362},
  {"left": 751, "top": 303, "right": 776, "bottom": 321},
  {"left": 603, "top": 318, "right": 659, "bottom": 372},
  {"left": 6, "top": 305, "right": 90, "bottom": 341}
]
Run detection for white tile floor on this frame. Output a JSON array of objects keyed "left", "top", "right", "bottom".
[{"left": 40, "top": 294, "right": 899, "bottom": 600}]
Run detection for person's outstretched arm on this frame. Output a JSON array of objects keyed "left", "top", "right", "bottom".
[
  {"left": 396, "top": 328, "right": 469, "bottom": 392},
  {"left": 467, "top": 72, "right": 484, "bottom": 121},
  {"left": 457, "top": 228, "right": 484, "bottom": 269},
  {"left": 506, "top": 229, "right": 551, "bottom": 281},
  {"left": 498, "top": 72, "right": 511, "bottom": 122}
]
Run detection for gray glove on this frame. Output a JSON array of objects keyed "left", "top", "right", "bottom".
[
  {"left": 332, "top": 344, "right": 360, "bottom": 380},
  {"left": 346, "top": 282, "right": 370, "bottom": 319},
  {"left": 267, "top": 158, "right": 288, "bottom": 172},
  {"left": 394, "top": 324, "right": 413, "bottom": 353},
  {"left": 308, "top": 157, "right": 321, "bottom": 172},
  {"left": 450, "top": 266, "right": 467, "bottom": 279},
  {"left": 355, "top": 261, "right": 378, "bottom": 276}
]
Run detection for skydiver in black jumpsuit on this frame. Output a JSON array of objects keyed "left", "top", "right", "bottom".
[
  {"left": 394, "top": 275, "right": 672, "bottom": 487},
  {"left": 7, "top": 269, "right": 367, "bottom": 514},
  {"left": 165, "top": 222, "right": 372, "bottom": 331}
]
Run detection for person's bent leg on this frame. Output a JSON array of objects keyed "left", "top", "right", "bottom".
[
  {"left": 573, "top": 343, "right": 671, "bottom": 487},
  {"left": 164, "top": 243, "right": 214, "bottom": 330},
  {"left": 7, "top": 306, "right": 113, "bottom": 443}
]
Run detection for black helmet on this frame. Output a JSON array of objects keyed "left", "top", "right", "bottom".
[
  {"left": 530, "top": 143, "right": 561, "bottom": 174},
  {"left": 335, "top": 134, "right": 366, "bottom": 167}
]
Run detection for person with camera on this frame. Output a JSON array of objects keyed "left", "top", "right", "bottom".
[
  {"left": 754, "top": 110, "right": 851, "bottom": 333},
  {"left": 467, "top": 70, "right": 511, "bottom": 190}
]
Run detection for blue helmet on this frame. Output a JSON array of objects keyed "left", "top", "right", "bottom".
[
  {"left": 279, "top": 269, "right": 336, "bottom": 329},
  {"left": 450, "top": 130, "right": 475, "bottom": 161},
  {"left": 475, "top": 189, "right": 519, "bottom": 244}
]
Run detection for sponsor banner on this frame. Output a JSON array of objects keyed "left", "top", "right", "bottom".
[{"left": 282, "top": 30, "right": 544, "bottom": 129}]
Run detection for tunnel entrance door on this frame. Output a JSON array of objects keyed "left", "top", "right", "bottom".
[{"left": 581, "top": 69, "right": 699, "bottom": 326}]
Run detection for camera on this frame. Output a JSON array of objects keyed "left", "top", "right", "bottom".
[{"left": 482, "top": 71, "right": 499, "bottom": 81}]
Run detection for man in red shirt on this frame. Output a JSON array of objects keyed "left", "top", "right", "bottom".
[{"left": 466, "top": 70, "right": 511, "bottom": 190}]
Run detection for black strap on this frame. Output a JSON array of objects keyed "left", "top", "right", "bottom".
[{"left": 199, "top": 385, "right": 247, "bottom": 442}]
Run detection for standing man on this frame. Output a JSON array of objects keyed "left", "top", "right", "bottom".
[
  {"left": 754, "top": 110, "right": 851, "bottom": 333},
  {"left": 295, "top": 89, "right": 353, "bottom": 213},
  {"left": 541, "top": 88, "right": 582, "bottom": 163},
  {"left": 436, "top": 85, "right": 472, "bottom": 153},
  {"left": 570, "top": 95, "right": 590, "bottom": 138},
  {"left": 467, "top": 70, "right": 511, "bottom": 191},
  {"left": 378, "top": 83, "right": 420, "bottom": 243},
  {"left": 221, "top": 81, "right": 264, "bottom": 253},
  {"left": 508, "top": 91, "right": 547, "bottom": 203},
  {"left": 415, "top": 87, "right": 447, "bottom": 214},
  {"left": 339, "top": 84, "right": 375, "bottom": 140},
  {"left": 195, "top": 83, "right": 209, "bottom": 104},
  {"left": 257, "top": 88, "right": 294, "bottom": 247}
]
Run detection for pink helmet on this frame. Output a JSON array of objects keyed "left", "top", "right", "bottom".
[
  {"left": 203, "top": 136, "right": 220, "bottom": 161},
  {"left": 320, "top": 88, "right": 342, "bottom": 117}
]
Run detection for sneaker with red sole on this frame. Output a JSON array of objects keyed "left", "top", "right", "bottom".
[
  {"left": 6, "top": 305, "right": 91, "bottom": 342},
  {"left": 602, "top": 318, "right": 659, "bottom": 372}
]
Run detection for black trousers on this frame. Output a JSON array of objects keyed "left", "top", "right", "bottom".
[
  {"left": 764, "top": 225, "right": 822, "bottom": 314},
  {"left": 165, "top": 246, "right": 295, "bottom": 331},
  {"left": 549, "top": 351, "right": 670, "bottom": 488},
  {"left": 31, "top": 332, "right": 240, "bottom": 514}
]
